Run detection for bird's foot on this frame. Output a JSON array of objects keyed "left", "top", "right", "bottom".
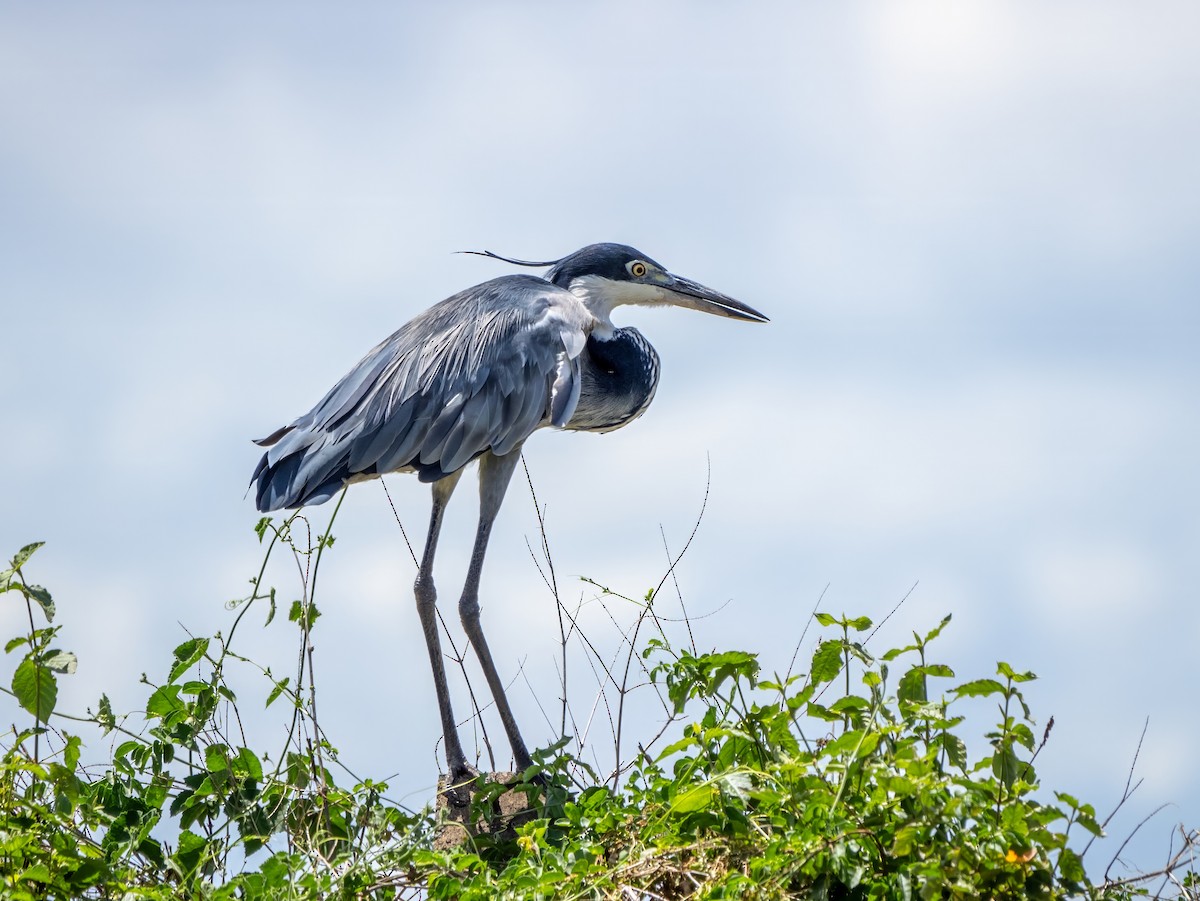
[{"left": 440, "top": 763, "right": 481, "bottom": 810}]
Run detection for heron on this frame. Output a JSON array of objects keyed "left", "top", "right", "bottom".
[{"left": 250, "top": 242, "right": 767, "bottom": 789}]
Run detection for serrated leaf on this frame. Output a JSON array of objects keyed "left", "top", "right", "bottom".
[
  {"left": 810, "top": 640, "right": 843, "bottom": 686},
  {"left": 25, "top": 585, "right": 55, "bottom": 622},
  {"left": 63, "top": 732, "right": 81, "bottom": 770},
  {"left": 1058, "top": 847, "right": 1086, "bottom": 883},
  {"left": 8, "top": 541, "right": 45, "bottom": 572},
  {"left": 1011, "top": 722, "right": 1036, "bottom": 751},
  {"left": 1076, "top": 810, "right": 1104, "bottom": 837},
  {"left": 924, "top": 614, "right": 952, "bottom": 643},
  {"left": 42, "top": 651, "right": 77, "bottom": 674},
  {"left": 265, "top": 677, "right": 290, "bottom": 708},
  {"left": 953, "top": 678, "right": 1005, "bottom": 698},
  {"left": 205, "top": 744, "right": 231, "bottom": 773},
  {"left": 145, "top": 684, "right": 183, "bottom": 718},
  {"left": 941, "top": 732, "right": 968, "bottom": 769},
  {"left": 997, "top": 661, "right": 1037, "bottom": 682},
  {"left": 12, "top": 658, "right": 57, "bottom": 720},
  {"left": 169, "top": 638, "right": 209, "bottom": 683},
  {"left": 1055, "top": 790, "right": 1080, "bottom": 809},
  {"left": 234, "top": 746, "right": 263, "bottom": 781},
  {"left": 882, "top": 643, "right": 918, "bottom": 662},
  {"left": 922, "top": 663, "right": 955, "bottom": 678}
]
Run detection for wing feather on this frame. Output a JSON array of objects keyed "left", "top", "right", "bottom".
[{"left": 252, "top": 275, "right": 594, "bottom": 511}]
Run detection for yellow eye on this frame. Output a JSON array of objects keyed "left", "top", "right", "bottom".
[{"left": 630, "top": 261, "right": 648, "bottom": 278}]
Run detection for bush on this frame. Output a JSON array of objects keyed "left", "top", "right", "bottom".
[{"left": 1, "top": 527, "right": 1196, "bottom": 899}]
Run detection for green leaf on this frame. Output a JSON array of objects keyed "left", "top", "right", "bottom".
[
  {"left": 953, "top": 678, "right": 1005, "bottom": 698},
  {"left": 1011, "top": 722, "right": 1036, "bottom": 751},
  {"left": 173, "top": 829, "right": 209, "bottom": 876},
  {"left": 12, "top": 658, "right": 57, "bottom": 720},
  {"left": 814, "top": 612, "right": 838, "bottom": 627},
  {"left": 718, "top": 770, "right": 753, "bottom": 800},
  {"left": 670, "top": 782, "right": 716, "bottom": 813},
  {"left": 941, "top": 732, "right": 968, "bottom": 770},
  {"left": 25, "top": 585, "right": 55, "bottom": 621},
  {"left": 806, "top": 701, "right": 841, "bottom": 722},
  {"left": 96, "top": 693, "right": 116, "bottom": 731},
  {"left": 898, "top": 668, "right": 927, "bottom": 706},
  {"left": 1076, "top": 809, "right": 1104, "bottom": 838},
  {"left": 822, "top": 729, "right": 864, "bottom": 757},
  {"left": 882, "top": 643, "right": 918, "bottom": 662},
  {"left": 829, "top": 695, "right": 871, "bottom": 714},
  {"left": 63, "top": 732, "right": 81, "bottom": 770},
  {"left": 924, "top": 614, "right": 952, "bottom": 643},
  {"left": 1058, "top": 847, "right": 1086, "bottom": 883},
  {"left": 892, "top": 824, "right": 919, "bottom": 857},
  {"left": 19, "top": 862, "right": 53, "bottom": 883},
  {"left": 847, "top": 615, "right": 872, "bottom": 632},
  {"left": 233, "top": 746, "right": 263, "bottom": 781},
  {"left": 992, "top": 745, "right": 1022, "bottom": 788},
  {"left": 42, "top": 650, "right": 77, "bottom": 674},
  {"left": 1055, "top": 790, "right": 1080, "bottom": 809},
  {"left": 5, "top": 635, "right": 29, "bottom": 654},
  {"left": 997, "top": 661, "right": 1036, "bottom": 682},
  {"left": 1, "top": 542, "right": 44, "bottom": 591},
  {"left": 856, "top": 731, "right": 882, "bottom": 759},
  {"left": 266, "top": 677, "right": 290, "bottom": 708},
  {"left": 169, "top": 638, "right": 209, "bottom": 682},
  {"left": 922, "top": 663, "right": 955, "bottom": 678},
  {"left": 810, "top": 640, "right": 843, "bottom": 686},
  {"left": 146, "top": 684, "right": 184, "bottom": 718},
  {"left": 289, "top": 600, "right": 321, "bottom": 629},
  {"left": 205, "top": 744, "right": 231, "bottom": 774}
]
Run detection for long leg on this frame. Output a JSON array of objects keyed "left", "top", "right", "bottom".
[
  {"left": 413, "top": 470, "right": 471, "bottom": 779},
  {"left": 458, "top": 447, "right": 535, "bottom": 773}
]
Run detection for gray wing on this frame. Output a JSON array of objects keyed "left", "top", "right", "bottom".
[{"left": 252, "top": 274, "right": 593, "bottom": 511}]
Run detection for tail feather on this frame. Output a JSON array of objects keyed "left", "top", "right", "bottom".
[{"left": 250, "top": 426, "right": 356, "bottom": 512}]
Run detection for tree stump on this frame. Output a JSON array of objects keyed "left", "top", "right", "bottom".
[{"left": 433, "top": 771, "right": 540, "bottom": 851}]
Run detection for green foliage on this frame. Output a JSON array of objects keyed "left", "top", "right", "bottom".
[{"left": 0, "top": 535, "right": 1195, "bottom": 899}]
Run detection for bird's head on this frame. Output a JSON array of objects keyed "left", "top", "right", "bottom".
[{"left": 469, "top": 242, "right": 769, "bottom": 335}]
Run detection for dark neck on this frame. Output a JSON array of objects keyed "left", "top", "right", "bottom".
[{"left": 566, "top": 327, "right": 660, "bottom": 433}]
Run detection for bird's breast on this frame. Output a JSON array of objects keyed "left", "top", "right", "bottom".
[{"left": 566, "top": 327, "right": 660, "bottom": 433}]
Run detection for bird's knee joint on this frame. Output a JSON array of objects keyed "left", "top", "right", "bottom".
[
  {"left": 414, "top": 576, "right": 437, "bottom": 608},
  {"left": 458, "top": 594, "right": 480, "bottom": 623}
]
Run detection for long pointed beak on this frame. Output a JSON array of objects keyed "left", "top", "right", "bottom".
[{"left": 662, "top": 274, "right": 769, "bottom": 323}]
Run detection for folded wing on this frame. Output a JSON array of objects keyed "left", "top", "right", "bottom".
[{"left": 252, "top": 275, "right": 593, "bottom": 511}]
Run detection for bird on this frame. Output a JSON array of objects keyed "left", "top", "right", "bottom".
[{"left": 250, "top": 242, "right": 768, "bottom": 790}]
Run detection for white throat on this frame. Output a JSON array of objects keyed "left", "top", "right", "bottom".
[{"left": 568, "top": 275, "right": 666, "bottom": 339}]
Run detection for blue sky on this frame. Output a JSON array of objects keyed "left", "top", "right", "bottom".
[{"left": 2, "top": 2, "right": 1197, "bottom": 876}]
